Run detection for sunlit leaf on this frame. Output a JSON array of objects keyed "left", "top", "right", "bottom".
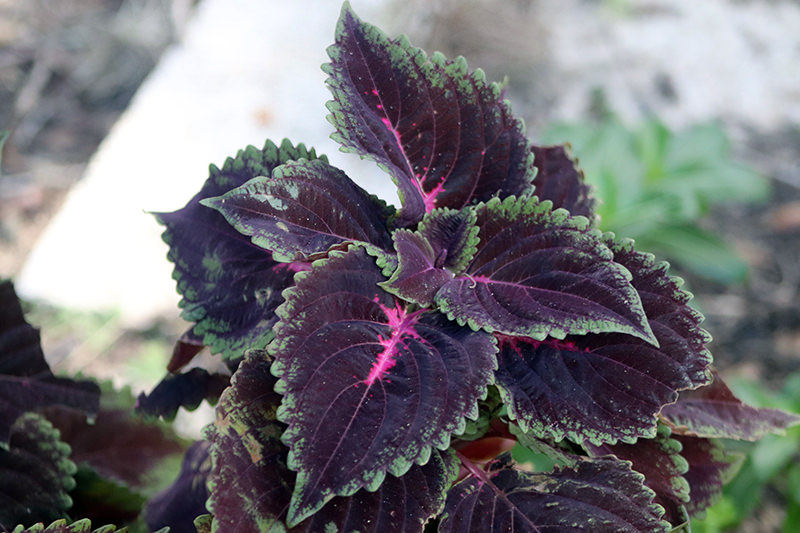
[
  {"left": 324, "top": 3, "right": 534, "bottom": 225},
  {"left": 271, "top": 247, "right": 496, "bottom": 524}
]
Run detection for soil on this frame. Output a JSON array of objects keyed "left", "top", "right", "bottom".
[{"left": 1, "top": 1, "right": 798, "bottom": 531}]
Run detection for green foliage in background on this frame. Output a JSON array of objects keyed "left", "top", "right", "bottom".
[
  {"left": 542, "top": 118, "right": 770, "bottom": 284},
  {"left": 693, "top": 374, "right": 800, "bottom": 532}
]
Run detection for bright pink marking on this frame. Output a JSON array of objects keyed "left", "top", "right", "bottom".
[
  {"left": 364, "top": 297, "right": 423, "bottom": 386},
  {"left": 422, "top": 180, "right": 445, "bottom": 213},
  {"left": 274, "top": 262, "right": 311, "bottom": 274},
  {"left": 496, "top": 333, "right": 589, "bottom": 358},
  {"left": 377, "top": 106, "right": 443, "bottom": 213},
  {"left": 371, "top": 89, "right": 379, "bottom": 95},
  {"left": 376, "top": 104, "right": 383, "bottom": 110}
]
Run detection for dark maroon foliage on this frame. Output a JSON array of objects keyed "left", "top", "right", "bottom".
[
  {"left": 2, "top": 2, "right": 797, "bottom": 532},
  {"left": 0, "top": 281, "right": 100, "bottom": 445},
  {"left": 137, "top": 3, "right": 796, "bottom": 531}
]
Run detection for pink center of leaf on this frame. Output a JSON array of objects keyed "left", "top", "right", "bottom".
[
  {"left": 364, "top": 297, "right": 424, "bottom": 386},
  {"left": 379, "top": 114, "right": 444, "bottom": 214}
]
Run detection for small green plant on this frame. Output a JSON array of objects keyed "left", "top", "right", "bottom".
[{"left": 543, "top": 117, "right": 770, "bottom": 284}]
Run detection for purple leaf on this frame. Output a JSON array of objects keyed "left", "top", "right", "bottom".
[
  {"left": 380, "top": 230, "right": 454, "bottom": 307},
  {"left": 0, "top": 413, "right": 76, "bottom": 528},
  {"left": 586, "top": 424, "right": 691, "bottom": 527},
  {"left": 531, "top": 144, "right": 595, "bottom": 219},
  {"left": 166, "top": 328, "right": 205, "bottom": 373},
  {"left": 155, "top": 139, "right": 318, "bottom": 362},
  {"left": 145, "top": 441, "right": 211, "bottom": 533},
  {"left": 270, "top": 247, "right": 496, "bottom": 524},
  {"left": 135, "top": 368, "right": 230, "bottom": 420},
  {"left": 439, "top": 453, "right": 669, "bottom": 532},
  {"left": 42, "top": 404, "right": 185, "bottom": 491},
  {"left": 494, "top": 238, "right": 713, "bottom": 445},
  {"left": 661, "top": 369, "right": 800, "bottom": 440},
  {"left": 207, "top": 352, "right": 459, "bottom": 531},
  {"left": 605, "top": 237, "right": 712, "bottom": 389},
  {"left": 435, "top": 196, "right": 656, "bottom": 343},
  {"left": 324, "top": 3, "right": 534, "bottom": 225},
  {"left": 496, "top": 336, "right": 670, "bottom": 445},
  {"left": 381, "top": 208, "right": 478, "bottom": 306},
  {"left": 202, "top": 158, "right": 394, "bottom": 263},
  {"left": 673, "top": 435, "right": 743, "bottom": 517},
  {"left": 0, "top": 281, "right": 100, "bottom": 446}
]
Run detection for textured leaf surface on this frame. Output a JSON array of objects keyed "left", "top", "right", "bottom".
[
  {"left": 661, "top": 369, "right": 800, "bottom": 440},
  {"left": 10, "top": 519, "right": 124, "bottom": 533},
  {"left": 203, "top": 158, "right": 394, "bottom": 262},
  {"left": 324, "top": 3, "right": 534, "bottom": 225},
  {"left": 208, "top": 352, "right": 458, "bottom": 532},
  {"left": 672, "top": 435, "right": 743, "bottom": 516},
  {"left": 435, "top": 196, "right": 655, "bottom": 343},
  {"left": 439, "top": 453, "right": 669, "bottom": 532},
  {"left": 586, "top": 424, "right": 690, "bottom": 526},
  {"left": 270, "top": 247, "right": 496, "bottom": 524},
  {"left": 531, "top": 144, "right": 595, "bottom": 219},
  {"left": 145, "top": 440, "right": 211, "bottom": 533},
  {"left": 135, "top": 367, "right": 230, "bottom": 420},
  {"left": 0, "top": 413, "right": 75, "bottom": 528},
  {"left": 155, "top": 139, "right": 318, "bottom": 361},
  {"left": 604, "top": 237, "right": 712, "bottom": 388},
  {"left": 381, "top": 208, "right": 477, "bottom": 306},
  {"left": 494, "top": 237, "right": 712, "bottom": 445},
  {"left": 0, "top": 281, "right": 100, "bottom": 446}
]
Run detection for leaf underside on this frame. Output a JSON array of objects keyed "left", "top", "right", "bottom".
[
  {"left": 439, "top": 453, "right": 669, "bottom": 532},
  {"left": 155, "top": 139, "right": 320, "bottom": 362},
  {"left": 135, "top": 367, "right": 230, "bottom": 420},
  {"left": 661, "top": 369, "right": 800, "bottom": 440},
  {"left": 324, "top": 3, "right": 534, "bottom": 226},
  {"left": 270, "top": 247, "right": 496, "bottom": 524}
]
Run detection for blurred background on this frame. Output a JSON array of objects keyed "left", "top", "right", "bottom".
[{"left": 1, "top": 1, "right": 798, "bottom": 530}]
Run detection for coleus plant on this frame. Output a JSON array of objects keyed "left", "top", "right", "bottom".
[
  {"left": 3, "top": 3, "right": 799, "bottom": 532},
  {"left": 139, "top": 3, "right": 800, "bottom": 532}
]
